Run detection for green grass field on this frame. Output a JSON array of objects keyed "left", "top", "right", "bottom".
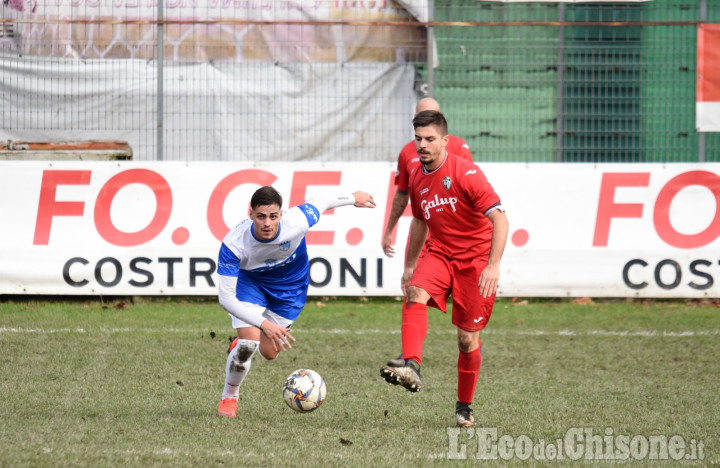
[{"left": 1, "top": 297, "right": 718, "bottom": 467}]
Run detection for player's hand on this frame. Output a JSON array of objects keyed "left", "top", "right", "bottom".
[
  {"left": 401, "top": 267, "right": 414, "bottom": 297},
  {"left": 260, "top": 320, "right": 296, "bottom": 352},
  {"left": 478, "top": 263, "right": 500, "bottom": 298},
  {"left": 353, "top": 191, "right": 376, "bottom": 208},
  {"left": 382, "top": 231, "right": 395, "bottom": 258}
]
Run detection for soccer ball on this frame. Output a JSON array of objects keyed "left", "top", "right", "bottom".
[{"left": 282, "top": 369, "right": 327, "bottom": 413}]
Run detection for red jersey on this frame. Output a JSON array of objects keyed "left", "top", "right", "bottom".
[
  {"left": 408, "top": 154, "right": 502, "bottom": 261},
  {"left": 394, "top": 135, "right": 472, "bottom": 192}
]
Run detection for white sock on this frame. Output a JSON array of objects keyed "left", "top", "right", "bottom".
[{"left": 222, "top": 339, "right": 259, "bottom": 400}]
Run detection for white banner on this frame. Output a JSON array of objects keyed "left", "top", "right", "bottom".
[{"left": 1, "top": 161, "right": 719, "bottom": 298}]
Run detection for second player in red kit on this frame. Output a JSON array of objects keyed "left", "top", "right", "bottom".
[{"left": 380, "top": 110, "right": 509, "bottom": 428}]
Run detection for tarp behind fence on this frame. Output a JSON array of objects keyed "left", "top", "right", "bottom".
[{"left": 0, "top": 59, "right": 417, "bottom": 162}]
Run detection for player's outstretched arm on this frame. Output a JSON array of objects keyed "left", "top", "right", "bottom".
[{"left": 306, "top": 191, "right": 375, "bottom": 213}]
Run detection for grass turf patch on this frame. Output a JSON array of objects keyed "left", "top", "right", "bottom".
[{"left": 0, "top": 297, "right": 718, "bottom": 466}]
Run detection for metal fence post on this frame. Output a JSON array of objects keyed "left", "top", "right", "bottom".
[
  {"left": 157, "top": 0, "right": 164, "bottom": 161},
  {"left": 427, "top": 0, "right": 434, "bottom": 97},
  {"left": 699, "top": 0, "right": 706, "bottom": 162},
  {"left": 556, "top": 3, "right": 565, "bottom": 162}
]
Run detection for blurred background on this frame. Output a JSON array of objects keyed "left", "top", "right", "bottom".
[{"left": 2, "top": 0, "right": 719, "bottom": 163}]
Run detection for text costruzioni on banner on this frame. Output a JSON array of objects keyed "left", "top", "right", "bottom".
[{"left": 0, "top": 161, "right": 718, "bottom": 298}]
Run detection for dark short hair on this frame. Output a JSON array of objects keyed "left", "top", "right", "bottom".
[
  {"left": 251, "top": 186, "right": 283, "bottom": 210},
  {"left": 413, "top": 110, "right": 448, "bottom": 136}
]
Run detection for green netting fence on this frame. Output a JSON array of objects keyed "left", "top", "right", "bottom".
[{"left": 429, "top": 0, "right": 720, "bottom": 162}]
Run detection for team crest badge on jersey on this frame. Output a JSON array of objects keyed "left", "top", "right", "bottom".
[
  {"left": 279, "top": 241, "right": 291, "bottom": 251},
  {"left": 443, "top": 176, "right": 452, "bottom": 190}
]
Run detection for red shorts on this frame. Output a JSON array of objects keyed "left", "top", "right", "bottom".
[{"left": 410, "top": 251, "right": 496, "bottom": 332}]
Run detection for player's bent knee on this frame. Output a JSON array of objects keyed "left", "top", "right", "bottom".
[
  {"left": 457, "top": 331, "right": 479, "bottom": 353},
  {"left": 457, "top": 338, "right": 474, "bottom": 352},
  {"left": 257, "top": 344, "right": 279, "bottom": 361}
]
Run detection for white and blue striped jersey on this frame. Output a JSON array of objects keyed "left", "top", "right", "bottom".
[{"left": 217, "top": 202, "right": 320, "bottom": 321}]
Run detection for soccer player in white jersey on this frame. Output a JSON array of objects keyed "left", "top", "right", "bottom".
[{"left": 217, "top": 185, "right": 376, "bottom": 418}]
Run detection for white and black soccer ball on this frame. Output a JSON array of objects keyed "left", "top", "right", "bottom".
[{"left": 282, "top": 369, "right": 327, "bottom": 413}]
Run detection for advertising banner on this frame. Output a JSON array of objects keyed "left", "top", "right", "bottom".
[
  {"left": 697, "top": 24, "right": 720, "bottom": 132},
  {"left": 1, "top": 161, "right": 719, "bottom": 298}
]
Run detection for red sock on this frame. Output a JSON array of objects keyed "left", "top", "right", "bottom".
[
  {"left": 457, "top": 343, "right": 482, "bottom": 404},
  {"left": 401, "top": 301, "right": 428, "bottom": 365}
]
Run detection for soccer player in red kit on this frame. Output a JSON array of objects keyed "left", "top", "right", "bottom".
[
  {"left": 382, "top": 97, "right": 474, "bottom": 368},
  {"left": 380, "top": 110, "right": 509, "bottom": 428},
  {"left": 382, "top": 97, "right": 472, "bottom": 259}
]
